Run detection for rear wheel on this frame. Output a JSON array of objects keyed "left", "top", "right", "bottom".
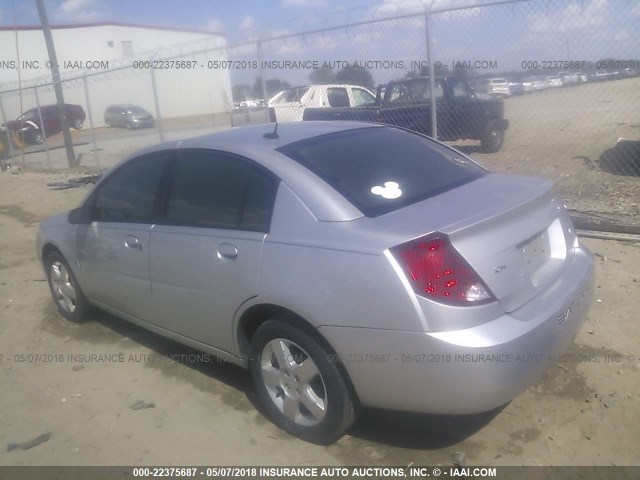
[
  {"left": 105, "top": 119, "right": 111, "bottom": 127},
  {"left": 126, "top": 121, "right": 132, "bottom": 130},
  {"left": 72, "top": 118, "right": 84, "bottom": 130},
  {"left": 480, "top": 120, "right": 504, "bottom": 153},
  {"left": 45, "top": 251, "right": 89, "bottom": 322},
  {"left": 249, "top": 319, "right": 357, "bottom": 444},
  {"left": 31, "top": 131, "right": 45, "bottom": 145}
]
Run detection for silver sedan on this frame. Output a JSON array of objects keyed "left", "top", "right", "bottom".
[{"left": 37, "top": 122, "right": 594, "bottom": 444}]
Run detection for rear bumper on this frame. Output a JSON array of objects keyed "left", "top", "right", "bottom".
[{"left": 319, "top": 246, "right": 594, "bottom": 414}]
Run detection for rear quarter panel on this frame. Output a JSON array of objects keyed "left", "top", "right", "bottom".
[{"left": 254, "top": 182, "right": 425, "bottom": 332}]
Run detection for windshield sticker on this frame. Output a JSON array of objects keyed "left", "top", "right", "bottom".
[{"left": 371, "top": 181, "right": 402, "bottom": 199}]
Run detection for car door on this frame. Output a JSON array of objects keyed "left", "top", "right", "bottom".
[
  {"left": 44, "top": 106, "right": 61, "bottom": 136},
  {"left": 149, "top": 149, "right": 278, "bottom": 353},
  {"left": 443, "top": 78, "right": 479, "bottom": 140},
  {"left": 76, "top": 151, "right": 170, "bottom": 321}
]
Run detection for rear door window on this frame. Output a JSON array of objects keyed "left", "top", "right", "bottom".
[
  {"left": 327, "top": 88, "right": 350, "bottom": 107},
  {"left": 277, "top": 127, "right": 486, "bottom": 217},
  {"left": 164, "top": 150, "right": 278, "bottom": 232}
]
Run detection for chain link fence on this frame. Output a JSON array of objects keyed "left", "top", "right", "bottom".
[{"left": 0, "top": 0, "right": 638, "bottom": 230}]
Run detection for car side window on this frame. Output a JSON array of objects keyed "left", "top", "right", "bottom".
[
  {"left": 165, "top": 150, "right": 277, "bottom": 232},
  {"left": 451, "top": 80, "right": 468, "bottom": 98},
  {"left": 93, "top": 152, "right": 169, "bottom": 223},
  {"left": 352, "top": 88, "right": 375, "bottom": 107},
  {"left": 327, "top": 88, "right": 350, "bottom": 107}
]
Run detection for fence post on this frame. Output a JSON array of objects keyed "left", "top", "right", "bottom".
[
  {"left": 257, "top": 39, "right": 270, "bottom": 123},
  {"left": 425, "top": 11, "right": 437, "bottom": 139},
  {"left": 149, "top": 63, "right": 165, "bottom": 142},
  {"left": 0, "top": 95, "right": 16, "bottom": 166},
  {"left": 82, "top": 73, "right": 100, "bottom": 170},
  {"left": 33, "top": 86, "right": 52, "bottom": 170}
]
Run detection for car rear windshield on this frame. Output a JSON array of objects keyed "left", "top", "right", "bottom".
[{"left": 276, "top": 127, "right": 486, "bottom": 217}]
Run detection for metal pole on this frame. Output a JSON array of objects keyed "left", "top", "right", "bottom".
[
  {"left": 0, "top": 95, "right": 16, "bottom": 165},
  {"left": 149, "top": 65, "right": 164, "bottom": 142},
  {"left": 33, "top": 86, "right": 51, "bottom": 170},
  {"left": 35, "top": 0, "right": 77, "bottom": 167},
  {"left": 257, "top": 40, "right": 270, "bottom": 123},
  {"left": 425, "top": 12, "right": 437, "bottom": 139},
  {"left": 82, "top": 74, "right": 100, "bottom": 169}
]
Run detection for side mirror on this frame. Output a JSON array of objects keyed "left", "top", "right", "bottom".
[{"left": 68, "top": 206, "right": 93, "bottom": 225}]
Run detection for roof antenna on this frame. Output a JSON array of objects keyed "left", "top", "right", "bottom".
[{"left": 263, "top": 122, "right": 279, "bottom": 139}]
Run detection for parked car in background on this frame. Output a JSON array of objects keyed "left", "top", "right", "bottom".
[
  {"left": 304, "top": 76, "right": 510, "bottom": 153},
  {"left": 507, "top": 80, "right": 525, "bottom": 95},
  {"left": 38, "top": 121, "right": 594, "bottom": 445},
  {"left": 521, "top": 77, "right": 535, "bottom": 93},
  {"left": 268, "top": 84, "right": 377, "bottom": 122},
  {"left": 531, "top": 77, "right": 547, "bottom": 91},
  {"left": 104, "top": 105, "right": 155, "bottom": 129},
  {"left": 487, "top": 78, "right": 510, "bottom": 97},
  {"left": 559, "top": 72, "right": 579, "bottom": 86},
  {"left": 546, "top": 76, "right": 563, "bottom": 88},
  {"left": 4, "top": 104, "right": 86, "bottom": 145}
]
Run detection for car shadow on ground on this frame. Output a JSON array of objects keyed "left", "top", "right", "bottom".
[
  {"left": 44, "top": 304, "right": 501, "bottom": 448},
  {"left": 599, "top": 140, "right": 640, "bottom": 176},
  {"left": 347, "top": 406, "right": 503, "bottom": 449}
]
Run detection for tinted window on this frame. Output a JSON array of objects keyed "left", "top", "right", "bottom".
[
  {"left": 93, "top": 153, "right": 169, "bottom": 222},
  {"left": 327, "top": 88, "right": 350, "bottom": 107},
  {"left": 277, "top": 127, "right": 486, "bottom": 217},
  {"left": 165, "top": 151, "right": 277, "bottom": 231},
  {"left": 451, "top": 80, "right": 468, "bottom": 98}
]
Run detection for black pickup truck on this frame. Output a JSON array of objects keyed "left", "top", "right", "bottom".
[{"left": 303, "top": 76, "right": 509, "bottom": 153}]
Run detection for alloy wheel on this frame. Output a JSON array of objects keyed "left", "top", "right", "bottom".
[
  {"left": 50, "top": 261, "right": 77, "bottom": 313},
  {"left": 260, "top": 338, "right": 327, "bottom": 427}
]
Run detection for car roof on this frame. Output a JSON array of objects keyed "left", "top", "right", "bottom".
[{"left": 181, "top": 121, "right": 380, "bottom": 151}]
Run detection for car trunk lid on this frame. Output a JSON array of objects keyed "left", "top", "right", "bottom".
[{"left": 371, "top": 173, "right": 576, "bottom": 313}]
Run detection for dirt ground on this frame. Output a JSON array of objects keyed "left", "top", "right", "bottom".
[
  {"left": 456, "top": 76, "right": 640, "bottom": 227},
  {"left": 0, "top": 169, "right": 638, "bottom": 467}
]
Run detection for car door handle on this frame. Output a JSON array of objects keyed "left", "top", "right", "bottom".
[
  {"left": 217, "top": 243, "right": 238, "bottom": 260},
  {"left": 124, "top": 235, "right": 142, "bottom": 250}
]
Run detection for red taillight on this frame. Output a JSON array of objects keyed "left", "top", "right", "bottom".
[{"left": 391, "top": 233, "right": 494, "bottom": 306}]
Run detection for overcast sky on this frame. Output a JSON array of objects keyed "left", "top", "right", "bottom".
[{"left": 1, "top": 0, "right": 639, "bottom": 85}]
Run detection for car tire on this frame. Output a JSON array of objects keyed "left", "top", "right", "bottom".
[
  {"left": 72, "top": 119, "right": 84, "bottom": 130},
  {"left": 480, "top": 121, "right": 504, "bottom": 153},
  {"left": 249, "top": 319, "right": 357, "bottom": 444},
  {"left": 105, "top": 119, "right": 111, "bottom": 127},
  {"left": 126, "top": 121, "right": 132, "bottom": 130},
  {"left": 45, "top": 251, "right": 89, "bottom": 323},
  {"left": 31, "top": 131, "right": 45, "bottom": 145}
]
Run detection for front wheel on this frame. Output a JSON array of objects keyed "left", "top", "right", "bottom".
[
  {"left": 45, "top": 251, "right": 89, "bottom": 322},
  {"left": 72, "top": 119, "right": 84, "bottom": 130},
  {"left": 480, "top": 121, "right": 505, "bottom": 153},
  {"left": 249, "top": 319, "right": 357, "bottom": 444}
]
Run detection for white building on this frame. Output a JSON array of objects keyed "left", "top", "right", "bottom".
[{"left": 0, "top": 22, "right": 232, "bottom": 126}]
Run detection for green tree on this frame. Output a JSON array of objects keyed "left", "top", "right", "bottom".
[
  {"left": 251, "top": 77, "right": 291, "bottom": 100},
  {"left": 232, "top": 84, "right": 252, "bottom": 103},
  {"left": 309, "top": 67, "right": 335, "bottom": 84},
  {"left": 335, "top": 66, "right": 375, "bottom": 90}
]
